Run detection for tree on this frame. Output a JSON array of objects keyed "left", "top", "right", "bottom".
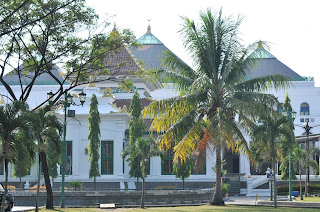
[
  {"left": 143, "top": 8, "right": 290, "bottom": 205},
  {"left": 122, "top": 137, "right": 162, "bottom": 208},
  {"left": 30, "top": 105, "right": 63, "bottom": 210},
  {"left": 128, "top": 89, "right": 146, "bottom": 188},
  {"left": 0, "top": 0, "right": 137, "bottom": 109},
  {"left": 12, "top": 130, "right": 35, "bottom": 189},
  {"left": 172, "top": 158, "right": 193, "bottom": 189},
  {"left": 293, "top": 146, "right": 319, "bottom": 199},
  {"left": 251, "top": 113, "right": 295, "bottom": 208},
  {"left": 0, "top": 101, "right": 30, "bottom": 212},
  {"left": 88, "top": 94, "right": 101, "bottom": 189}
]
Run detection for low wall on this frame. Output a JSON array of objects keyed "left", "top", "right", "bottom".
[{"left": 12, "top": 189, "right": 214, "bottom": 206}]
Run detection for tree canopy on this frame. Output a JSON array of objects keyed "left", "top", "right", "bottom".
[{"left": 0, "top": 0, "right": 137, "bottom": 109}]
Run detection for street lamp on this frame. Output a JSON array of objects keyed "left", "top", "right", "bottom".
[
  {"left": 47, "top": 91, "right": 86, "bottom": 208},
  {"left": 303, "top": 120, "right": 312, "bottom": 197},
  {"left": 282, "top": 109, "right": 296, "bottom": 201}
]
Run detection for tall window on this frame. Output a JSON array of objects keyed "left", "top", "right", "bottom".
[
  {"left": 61, "top": 141, "right": 72, "bottom": 175},
  {"left": 300, "top": 103, "right": 310, "bottom": 115},
  {"left": 101, "top": 141, "right": 113, "bottom": 174},
  {"left": 162, "top": 144, "right": 174, "bottom": 175}
]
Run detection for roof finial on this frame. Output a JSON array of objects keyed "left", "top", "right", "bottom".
[
  {"left": 147, "top": 19, "right": 151, "bottom": 33},
  {"left": 257, "top": 40, "right": 264, "bottom": 49},
  {"left": 113, "top": 22, "right": 116, "bottom": 30}
]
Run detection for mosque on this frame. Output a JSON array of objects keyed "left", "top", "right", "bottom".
[{"left": 0, "top": 25, "right": 319, "bottom": 196}]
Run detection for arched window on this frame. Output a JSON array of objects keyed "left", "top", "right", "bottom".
[{"left": 300, "top": 103, "right": 310, "bottom": 115}]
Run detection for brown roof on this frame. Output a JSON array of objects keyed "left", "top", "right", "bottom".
[{"left": 104, "top": 46, "right": 142, "bottom": 76}]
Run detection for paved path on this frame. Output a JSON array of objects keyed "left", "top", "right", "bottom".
[{"left": 12, "top": 206, "right": 35, "bottom": 212}]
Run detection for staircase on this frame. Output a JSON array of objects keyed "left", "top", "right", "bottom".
[
  {"left": 252, "top": 175, "right": 268, "bottom": 188},
  {"left": 228, "top": 181, "right": 240, "bottom": 195}
]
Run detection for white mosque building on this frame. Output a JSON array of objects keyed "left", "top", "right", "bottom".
[{"left": 0, "top": 25, "right": 319, "bottom": 196}]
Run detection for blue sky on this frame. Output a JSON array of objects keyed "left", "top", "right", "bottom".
[{"left": 86, "top": 0, "right": 320, "bottom": 86}]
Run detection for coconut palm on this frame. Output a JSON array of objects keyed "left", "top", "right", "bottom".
[
  {"left": 293, "top": 146, "right": 319, "bottom": 200},
  {"left": 251, "top": 113, "right": 295, "bottom": 207},
  {"left": 143, "top": 8, "right": 290, "bottom": 205},
  {"left": 122, "top": 137, "right": 162, "bottom": 208},
  {"left": 0, "top": 101, "right": 30, "bottom": 212},
  {"left": 30, "top": 105, "right": 62, "bottom": 210}
]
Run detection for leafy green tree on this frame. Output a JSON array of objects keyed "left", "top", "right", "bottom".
[
  {"left": 0, "top": 0, "right": 137, "bottom": 109},
  {"left": 251, "top": 113, "right": 295, "bottom": 208},
  {"left": 293, "top": 147, "right": 319, "bottom": 199},
  {"left": 122, "top": 137, "right": 162, "bottom": 208},
  {"left": 173, "top": 158, "right": 193, "bottom": 189},
  {"left": 30, "top": 105, "right": 63, "bottom": 210},
  {"left": 13, "top": 130, "right": 35, "bottom": 189},
  {"left": 128, "top": 90, "right": 146, "bottom": 188},
  {"left": 88, "top": 94, "right": 101, "bottom": 189},
  {"left": 0, "top": 101, "right": 30, "bottom": 212},
  {"left": 143, "top": 8, "right": 289, "bottom": 205}
]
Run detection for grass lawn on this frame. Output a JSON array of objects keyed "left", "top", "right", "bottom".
[
  {"left": 39, "top": 205, "right": 320, "bottom": 212},
  {"left": 295, "top": 196, "right": 320, "bottom": 202}
]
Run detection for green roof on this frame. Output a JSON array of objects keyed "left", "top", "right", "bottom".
[
  {"left": 249, "top": 47, "right": 276, "bottom": 59},
  {"left": 137, "top": 25, "right": 163, "bottom": 45}
]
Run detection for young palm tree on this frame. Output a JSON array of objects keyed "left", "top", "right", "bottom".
[
  {"left": 122, "top": 137, "right": 162, "bottom": 208},
  {"left": 143, "top": 8, "right": 290, "bottom": 205},
  {"left": 251, "top": 113, "right": 295, "bottom": 208},
  {"left": 293, "top": 146, "right": 319, "bottom": 199},
  {"left": 30, "top": 105, "right": 62, "bottom": 210},
  {"left": 0, "top": 101, "right": 30, "bottom": 212}
]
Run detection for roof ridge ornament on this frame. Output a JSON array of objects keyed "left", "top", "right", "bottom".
[{"left": 147, "top": 19, "right": 151, "bottom": 33}]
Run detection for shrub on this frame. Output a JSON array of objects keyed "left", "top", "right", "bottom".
[
  {"left": 68, "top": 181, "right": 84, "bottom": 190},
  {"left": 277, "top": 183, "right": 320, "bottom": 195},
  {"left": 155, "top": 185, "right": 177, "bottom": 190},
  {"left": 29, "top": 185, "right": 46, "bottom": 192}
]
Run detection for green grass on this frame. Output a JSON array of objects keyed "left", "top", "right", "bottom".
[
  {"left": 39, "top": 205, "right": 320, "bottom": 212},
  {"left": 295, "top": 196, "right": 320, "bottom": 202}
]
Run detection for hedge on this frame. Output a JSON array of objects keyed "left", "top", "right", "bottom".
[{"left": 277, "top": 183, "right": 320, "bottom": 195}]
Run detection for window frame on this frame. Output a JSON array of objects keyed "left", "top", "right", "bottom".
[{"left": 101, "top": 140, "right": 114, "bottom": 175}]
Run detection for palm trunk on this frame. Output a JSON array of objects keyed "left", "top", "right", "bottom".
[
  {"left": 136, "top": 177, "right": 139, "bottom": 190},
  {"left": 20, "top": 177, "right": 22, "bottom": 189},
  {"left": 40, "top": 151, "right": 54, "bottom": 209},
  {"left": 1, "top": 159, "right": 9, "bottom": 212},
  {"left": 299, "top": 166, "right": 303, "bottom": 200},
  {"left": 36, "top": 154, "right": 41, "bottom": 212},
  {"left": 272, "top": 159, "right": 277, "bottom": 208},
  {"left": 140, "top": 162, "right": 145, "bottom": 208},
  {"left": 182, "top": 177, "right": 185, "bottom": 190},
  {"left": 305, "top": 167, "right": 309, "bottom": 197},
  {"left": 211, "top": 145, "right": 224, "bottom": 205},
  {"left": 94, "top": 176, "right": 96, "bottom": 191}
]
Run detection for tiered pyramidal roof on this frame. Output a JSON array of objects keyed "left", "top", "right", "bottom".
[{"left": 246, "top": 43, "right": 304, "bottom": 81}]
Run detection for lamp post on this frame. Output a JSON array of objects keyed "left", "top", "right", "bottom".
[
  {"left": 47, "top": 91, "right": 86, "bottom": 208},
  {"left": 303, "top": 120, "right": 312, "bottom": 197},
  {"left": 282, "top": 109, "right": 296, "bottom": 201}
]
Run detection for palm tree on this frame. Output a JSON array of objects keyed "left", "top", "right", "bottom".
[
  {"left": 143, "top": 8, "right": 289, "bottom": 205},
  {"left": 251, "top": 113, "right": 295, "bottom": 207},
  {"left": 30, "top": 105, "right": 62, "bottom": 210},
  {"left": 0, "top": 101, "right": 30, "bottom": 212},
  {"left": 293, "top": 146, "right": 319, "bottom": 199},
  {"left": 122, "top": 137, "right": 162, "bottom": 208}
]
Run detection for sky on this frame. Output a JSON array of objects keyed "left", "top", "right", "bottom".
[{"left": 86, "top": 0, "right": 320, "bottom": 86}]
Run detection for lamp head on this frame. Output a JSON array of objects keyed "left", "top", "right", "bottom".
[
  {"left": 47, "top": 91, "right": 54, "bottom": 103},
  {"left": 79, "top": 91, "right": 86, "bottom": 107}
]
